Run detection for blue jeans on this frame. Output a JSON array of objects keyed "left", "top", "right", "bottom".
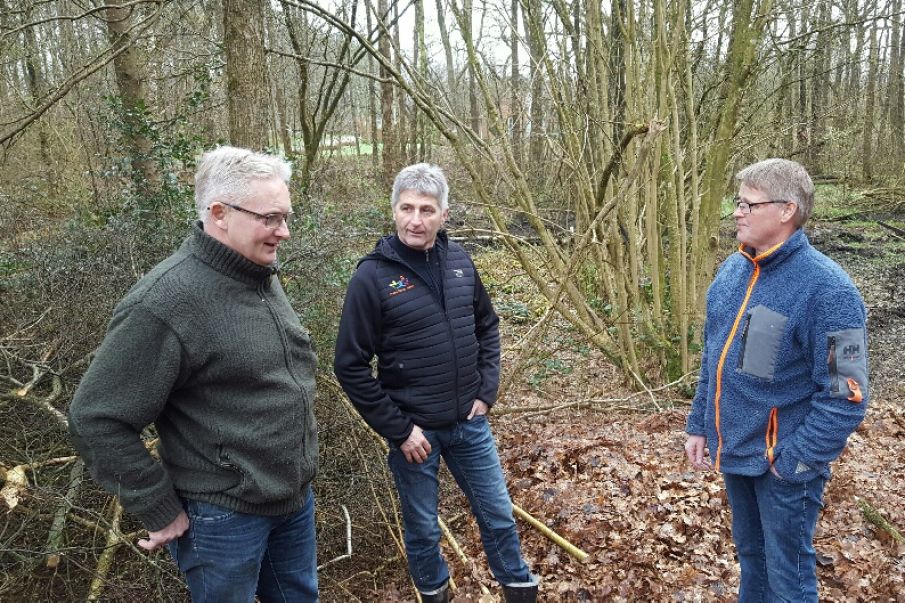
[
  {"left": 167, "top": 488, "right": 318, "bottom": 603},
  {"left": 723, "top": 471, "right": 826, "bottom": 602},
  {"left": 387, "top": 415, "right": 533, "bottom": 593}
]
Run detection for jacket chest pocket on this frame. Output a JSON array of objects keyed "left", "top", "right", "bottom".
[{"left": 738, "top": 305, "right": 789, "bottom": 380}]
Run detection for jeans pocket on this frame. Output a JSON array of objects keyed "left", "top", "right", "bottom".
[{"left": 185, "top": 499, "right": 236, "bottom": 523}]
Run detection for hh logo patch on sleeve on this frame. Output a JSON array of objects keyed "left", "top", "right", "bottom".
[{"left": 826, "top": 328, "right": 868, "bottom": 402}]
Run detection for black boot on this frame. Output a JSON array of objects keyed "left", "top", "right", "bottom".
[
  {"left": 419, "top": 581, "right": 449, "bottom": 603},
  {"left": 502, "top": 582, "right": 538, "bottom": 603}
]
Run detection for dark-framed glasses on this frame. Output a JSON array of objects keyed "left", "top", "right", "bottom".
[
  {"left": 219, "top": 203, "right": 293, "bottom": 229},
  {"left": 733, "top": 195, "right": 793, "bottom": 215}
]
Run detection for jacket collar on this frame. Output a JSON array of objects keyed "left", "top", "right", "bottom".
[
  {"left": 738, "top": 228, "right": 808, "bottom": 268},
  {"left": 365, "top": 230, "right": 449, "bottom": 267},
  {"left": 186, "top": 222, "right": 278, "bottom": 285}
]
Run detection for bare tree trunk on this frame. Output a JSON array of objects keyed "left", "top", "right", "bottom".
[
  {"left": 523, "top": 0, "right": 544, "bottom": 167},
  {"left": 796, "top": 4, "right": 810, "bottom": 155},
  {"left": 0, "top": 0, "right": 9, "bottom": 122},
  {"left": 863, "top": 17, "right": 879, "bottom": 181},
  {"left": 464, "top": 0, "right": 481, "bottom": 136},
  {"left": 414, "top": 0, "right": 428, "bottom": 160},
  {"left": 610, "top": 0, "right": 627, "bottom": 145},
  {"left": 105, "top": 2, "right": 159, "bottom": 194},
  {"left": 393, "top": 0, "right": 408, "bottom": 161},
  {"left": 22, "top": 2, "right": 50, "bottom": 166},
  {"left": 695, "top": 0, "right": 774, "bottom": 314},
  {"left": 510, "top": 0, "right": 522, "bottom": 163},
  {"left": 378, "top": 0, "right": 398, "bottom": 183},
  {"left": 224, "top": 0, "right": 268, "bottom": 149},
  {"left": 275, "top": 83, "right": 293, "bottom": 156},
  {"left": 367, "top": 2, "right": 379, "bottom": 170},
  {"left": 267, "top": 1, "right": 293, "bottom": 156},
  {"left": 435, "top": 0, "right": 456, "bottom": 95},
  {"left": 808, "top": 0, "right": 830, "bottom": 172},
  {"left": 890, "top": 0, "right": 905, "bottom": 163}
]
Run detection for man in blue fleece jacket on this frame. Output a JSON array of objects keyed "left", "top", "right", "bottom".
[{"left": 685, "top": 158, "right": 868, "bottom": 602}]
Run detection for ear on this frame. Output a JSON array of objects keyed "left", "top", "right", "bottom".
[
  {"left": 208, "top": 202, "right": 229, "bottom": 229},
  {"left": 441, "top": 207, "right": 449, "bottom": 223},
  {"left": 780, "top": 202, "right": 797, "bottom": 224}
]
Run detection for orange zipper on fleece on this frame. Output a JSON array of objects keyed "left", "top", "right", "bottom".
[
  {"left": 765, "top": 407, "right": 778, "bottom": 463},
  {"left": 713, "top": 241, "right": 784, "bottom": 471}
]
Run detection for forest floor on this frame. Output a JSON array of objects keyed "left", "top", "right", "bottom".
[{"left": 368, "top": 203, "right": 905, "bottom": 602}]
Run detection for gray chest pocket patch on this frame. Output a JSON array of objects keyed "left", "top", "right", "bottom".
[{"left": 738, "top": 304, "right": 789, "bottom": 380}]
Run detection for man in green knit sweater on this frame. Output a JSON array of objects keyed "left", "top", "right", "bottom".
[{"left": 69, "top": 146, "right": 319, "bottom": 602}]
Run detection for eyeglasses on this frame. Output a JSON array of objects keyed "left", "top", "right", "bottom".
[
  {"left": 219, "top": 203, "right": 293, "bottom": 229},
  {"left": 733, "top": 196, "right": 793, "bottom": 215}
]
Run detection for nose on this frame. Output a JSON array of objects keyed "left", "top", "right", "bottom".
[
  {"left": 733, "top": 204, "right": 745, "bottom": 218},
  {"left": 411, "top": 210, "right": 423, "bottom": 225},
  {"left": 275, "top": 218, "right": 291, "bottom": 239}
]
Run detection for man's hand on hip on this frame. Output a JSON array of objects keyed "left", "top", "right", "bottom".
[
  {"left": 467, "top": 399, "right": 489, "bottom": 420},
  {"left": 684, "top": 435, "right": 712, "bottom": 470},
  {"left": 138, "top": 510, "right": 189, "bottom": 552},
  {"left": 401, "top": 425, "right": 432, "bottom": 464}
]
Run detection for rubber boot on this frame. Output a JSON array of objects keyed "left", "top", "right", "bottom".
[
  {"left": 502, "top": 583, "right": 539, "bottom": 603},
  {"left": 419, "top": 581, "right": 449, "bottom": 603}
]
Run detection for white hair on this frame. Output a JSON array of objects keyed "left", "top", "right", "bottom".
[
  {"left": 391, "top": 163, "right": 449, "bottom": 210},
  {"left": 194, "top": 146, "right": 292, "bottom": 221}
]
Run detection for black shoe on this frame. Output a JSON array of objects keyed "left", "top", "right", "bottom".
[
  {"left": 419, "top": 582, "right": 449, "bottom": 603},
  {"left": 502, "top": 582, "right": 538, "bottom": 603}
]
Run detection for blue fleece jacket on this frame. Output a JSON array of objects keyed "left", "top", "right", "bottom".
[{"left": 687, "top": 229, "right": 869, "bottom": 483}]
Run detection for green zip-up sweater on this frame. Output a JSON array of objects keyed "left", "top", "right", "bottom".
[{"left": 69, "top": 224, "right": 318, "bottom": 531}]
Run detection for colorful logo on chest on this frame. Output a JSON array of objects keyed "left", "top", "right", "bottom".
[{"left": 389, "top": 275, "right": 415, "bottom": 296}]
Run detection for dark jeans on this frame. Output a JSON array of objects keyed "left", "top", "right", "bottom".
[
  {"left": 723, "top": 471, "right": 826, "bottom": 602},
  {"left": 387, "top": 415, "right": 534, "bottom": 593},
  {"left": 167, "top": 488, "right": 318, "bottom": 603}
]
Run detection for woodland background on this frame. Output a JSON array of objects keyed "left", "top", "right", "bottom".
[{"left": 0, "top": 0, "right": 903, "bottom": 601}]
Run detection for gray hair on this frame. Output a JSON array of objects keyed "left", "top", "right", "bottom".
[
  {"left": 735, "top": 158, "right": 814, "bottom": 227},
  {"left": 194, "top": 146, "right": 292, "bottom": 221},
  {"left": 391, "top": 163, "right": 449, "bottom": 210}
]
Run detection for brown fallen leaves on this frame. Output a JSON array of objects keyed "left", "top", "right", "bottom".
[{"left": 432, "top": 401, "right": 905, "bottom": 602}]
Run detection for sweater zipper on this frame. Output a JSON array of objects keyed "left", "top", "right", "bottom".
[
  {"left": 258, "top": 281, "right": 304, "bottom": 391},
  {"left": 259, "top": 280, "right": 312, "bottom": 472},
  {"left": 259, "top": 282, "right": 309, "bottom": 420}
]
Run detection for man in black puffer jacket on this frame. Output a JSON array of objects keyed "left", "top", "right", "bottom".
[{"left": 335, "top": 164, "right": 537, "bottom": 603}]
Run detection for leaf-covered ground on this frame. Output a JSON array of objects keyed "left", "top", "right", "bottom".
[{"left": 467, "top": 401, "right": 903, "bottom": 602}]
